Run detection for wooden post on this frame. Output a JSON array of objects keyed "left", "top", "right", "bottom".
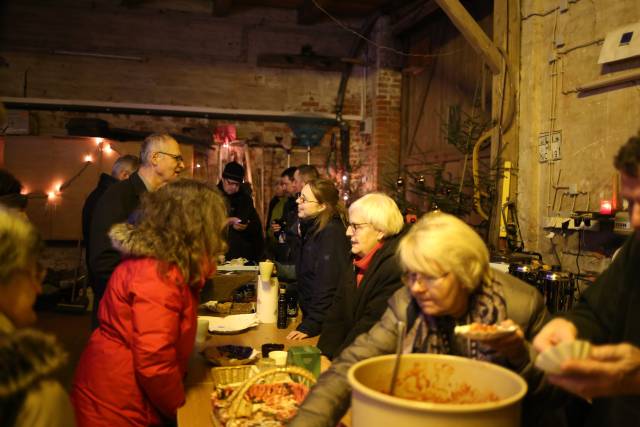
[{"left": 488, "top": 0, "right": 520, "bottom": 250}]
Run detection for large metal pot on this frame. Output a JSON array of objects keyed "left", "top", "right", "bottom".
[{"left": 347, "top": 354, "right": 527, "bottom": 427}]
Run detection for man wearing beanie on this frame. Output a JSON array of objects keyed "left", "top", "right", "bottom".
[{"left": 218, "top": 161, "right": 264, "bottom": 262}]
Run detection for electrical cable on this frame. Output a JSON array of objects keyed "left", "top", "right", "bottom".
[{"left": 310, "top": 0, "right": 461, "bottom": 59}]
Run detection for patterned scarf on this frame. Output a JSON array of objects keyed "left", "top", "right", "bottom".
[{"left": 402, "top": 274, "right": 508, "bottom": 362}]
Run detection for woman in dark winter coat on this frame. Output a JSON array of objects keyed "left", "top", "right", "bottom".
[
  {"left": 287, "top": 179, "right": 350, "bottom": 340},
  {"left": 0, "top": 207, "right": 76, "bottom": 427},
  {"left": 71, "top": 180, "right": 228, "bottom": 427},
  {"left": 317, "top": 192, "right": 406, "bottom": 359}
]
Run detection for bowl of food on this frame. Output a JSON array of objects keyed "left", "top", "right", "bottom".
[{"left": 347, "top": 354, "right": 527, "bottom": 427}]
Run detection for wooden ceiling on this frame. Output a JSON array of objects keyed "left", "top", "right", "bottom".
[{"left": 122, "top": 0, "right": 424, "bottom": 26}]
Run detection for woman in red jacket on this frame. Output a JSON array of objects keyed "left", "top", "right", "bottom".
[{"left": 71, "top": 179, "right": 227, "bottom": 427}]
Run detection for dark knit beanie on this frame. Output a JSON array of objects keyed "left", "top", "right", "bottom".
[{"left": 222, "top": 161, "right": 245, "bottom": 182}]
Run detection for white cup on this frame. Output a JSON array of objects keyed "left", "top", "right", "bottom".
[
  {"left": 259, "top": 261, "right": 274, "bottom": 282},
  {"left": 269, "top": 350, "right": 288, "bottom": 367},
  {"left": 195, "top": 317, "right": 209, "bottom": 346}
]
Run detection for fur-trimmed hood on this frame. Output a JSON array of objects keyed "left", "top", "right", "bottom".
[
  {"left": 0, "top": 328, "right": 67, "bottom": 399},
  {"left": 109, "top": 223, "right": 158, "bottom": 258}
]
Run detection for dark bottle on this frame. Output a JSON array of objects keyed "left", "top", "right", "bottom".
[
  {"left": 277, "top": 286, "right": 288, "bottom": 329},
  {"left": 286, "top": 292, "right": 298, "bottom": 318}
]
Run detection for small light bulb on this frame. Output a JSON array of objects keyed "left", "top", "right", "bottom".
[
  {"left": 103, "top": 144, "right": 113, "bottom": 154},
  {"left": 47, "top": 191, "right": 56, "bottom": 200},
  {"left": 94, "top": 137, "right": 103, "bottom": 145},
  {"left": 342, "top": 174, "right": 347, "bottom": 182},
  {"left": 20, "top": 187, "right": 29, "bottom": 195},
  {"left": 196, "top": 163, "right": 201, "bottom": 168},
  {"left": 84, "top": 155, "right": 93, "bottom": 162}
]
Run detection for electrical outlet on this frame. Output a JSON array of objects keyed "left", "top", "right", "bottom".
[
  {"left": 538, "top": 131, "right": 562, "bottom": 162},
  {"left": 538, "top": 134, "right": 550, "bottom": 162}
]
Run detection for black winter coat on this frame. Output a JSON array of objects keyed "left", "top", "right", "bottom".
[
  {"left": 88, "top": 172, "right": 147, "bottom": 298},
  {"left": 218, "top": 182, "right": 264, "bottom": 262},
  {"left": 82, "top": 173, "right": 118, "bottom": 271},
  {"left": 563, "top": 233, "right": 640, "bottom": 427},
  {"left": 295, "top": 216, "right": 350, "bottom": 337},
  {"left": 317, "top": 227, "right": 406, "bottom": 359}
]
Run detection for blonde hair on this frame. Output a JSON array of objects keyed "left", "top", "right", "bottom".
[
  {"left": 349, "top": 193, "right": 403, "bottom": 237},
  {"left": 397, "top": 212, "right": 490, "bottom": 291},
  {"left": 0, "top": 207, "right": 42, "bottom": 285}
]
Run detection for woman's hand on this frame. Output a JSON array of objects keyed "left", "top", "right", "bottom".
[
  {"left": 482, "top": 320, "right": 528, "bottom": 366},
  {"left": 287, "top": 330, "right": 309, "bottom": 340}
]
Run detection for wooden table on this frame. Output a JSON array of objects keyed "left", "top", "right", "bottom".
[
  {"left": 178, "top": 322, "right": 318, "bottom": 427},
  {"left": 178, "top": 271, "right": 318, "bottom": 427}
]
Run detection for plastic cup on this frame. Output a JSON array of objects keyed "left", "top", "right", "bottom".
[
  {"left": 259, "top": 261, "right": 274, "bottom": 282},
  {"left": 269, "top": 350, "right": 288, "bottom": 367}
]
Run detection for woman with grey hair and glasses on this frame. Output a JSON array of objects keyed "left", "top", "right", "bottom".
[
  {"left": 317, "top": 192, "right": 406, "bottom": 360},
  {"left": 290, "top": 212, "right": 551, "bottom": 427}
]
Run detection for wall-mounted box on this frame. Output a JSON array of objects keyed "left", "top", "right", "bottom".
[{"left": 598, "top": 22, "right": 640, "bottom": 64}]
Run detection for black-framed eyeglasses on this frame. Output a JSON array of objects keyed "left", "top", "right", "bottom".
[
  {"left": 347, "top": 222, "right": 369, "bottom": 231},
  {"left": 156, "top": 151, "right": 184, "bottom": 163},
  {"left": 401, "top": 271, "right": 449, "bottom": 289},
  {"left": 297, "top": 194, "right": 319, "bottom": 204}
]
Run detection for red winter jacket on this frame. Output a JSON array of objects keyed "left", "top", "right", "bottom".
[{"left": 71, "top": 258, "right": 204, "bottom": 426}]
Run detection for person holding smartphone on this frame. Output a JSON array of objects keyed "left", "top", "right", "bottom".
[{"left": 218, "top": 161, "right": 263, "bottom": 262}]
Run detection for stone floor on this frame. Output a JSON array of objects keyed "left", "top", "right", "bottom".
[{"left": 35, "top": 310, "right": 92, "bottom": 390}]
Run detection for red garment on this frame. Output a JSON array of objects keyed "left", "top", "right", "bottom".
[
  {"left": 353, "top": 242, "right": 384, "bottom": 287},
  {"left": 71, "top": 258, "right": 205, "bottom": 427}
]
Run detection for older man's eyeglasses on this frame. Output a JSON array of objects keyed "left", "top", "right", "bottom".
[
  {"left": 401, "top": 271, "right": 449, "bottom": 288},
  {"left": 156, "top": 151, "right": 184, "bottom": 163},
  {"left": 347, "top": 222, "right": 369, "bottom": 231}
]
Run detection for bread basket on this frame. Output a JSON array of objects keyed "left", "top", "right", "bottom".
[
  {"left": 211, "top": 365, "right": 259, "bottom": 387},
  {"left": 214, "top": 366, "right": 316, "bottom": 426}
]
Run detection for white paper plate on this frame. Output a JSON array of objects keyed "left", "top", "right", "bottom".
[
  {"left": 200, "top": 314, "right": 259, "bottom": 334},
  {"left": 534, "top": 340, "right": 591, "bottom": 374},
  {"left": 454, "top": 323, "right": 518, "bottom": 341}
]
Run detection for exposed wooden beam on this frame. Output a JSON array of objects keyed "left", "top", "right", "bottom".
[
  {"left": 212, "top": 0, "right": 233, "bottom": 17},
  {"left": 434, "top": 0, "right": 503, "bottom": 74},
  {"left": 257, "top": 52, "right": 358, "bottom": 72}
]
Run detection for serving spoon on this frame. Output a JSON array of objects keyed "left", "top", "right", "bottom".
[{"left": 389, "top": 320, "right": 406, "bottom": 396}]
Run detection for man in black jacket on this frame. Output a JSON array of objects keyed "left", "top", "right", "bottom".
[
  {"left": 534, "top": 132, "right": 640, "bottom": 426},
  {"left": 88, "top": 134, "right": 184, "bottom": 328},
  {"left": 218, "top": 161, "right": 263, "bottom": 262},
  {"left": 82, "top": 155, "right": 139, "bottom": 270}
]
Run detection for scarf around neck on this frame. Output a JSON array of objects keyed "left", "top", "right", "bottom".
[{"left": 402, "top": 274, "right": 508, "bottom": 362}]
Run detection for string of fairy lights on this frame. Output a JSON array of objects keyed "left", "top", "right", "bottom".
[{"left": 26, "top": 137, "right": 118, "bottom": 203}]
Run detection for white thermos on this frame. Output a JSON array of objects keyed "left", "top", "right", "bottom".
[{"left": 256, "top": 277, "right": 278, "bottom": 323}]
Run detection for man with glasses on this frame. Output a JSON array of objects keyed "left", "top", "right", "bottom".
[
  {"left": 88, "top": 133, "right": 184, "bottom": 328},
  {"left": 217, "top": 161, "right": 263, "bottom": 262}
]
